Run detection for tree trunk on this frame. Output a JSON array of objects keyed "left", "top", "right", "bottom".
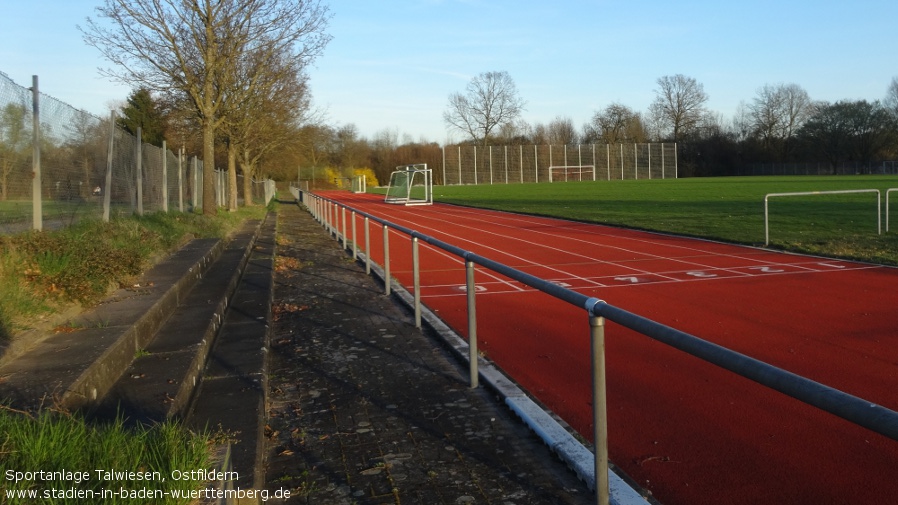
[
  {"left": 202, "top": 120, "right": 216, "bottom": 216},
  {"left": 227, "top": 142, "right": 238, "bottom": 211},
  {"left": 240, "top": 151, "right": 255, "bottom": 206}
]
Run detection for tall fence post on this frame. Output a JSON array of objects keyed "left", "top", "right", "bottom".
[
  {"left": 136, "top": 127, "right": 143, "bottom": 216},
  {"left": 178, "top": 148, "right": 184, "bottom": 212},
  {"left": 162, "top": 140, "right": 169, "bottom": 212},
  {"left": 466, "top": 260, "right": 478, "bottom": 388},
  {"left": 30, "top": 76, "right": 42, "bottom": 231},
  {"left": 103, "top": 110, "right": 114, "bottom": 222},
  {"left": 589, "top": 309, "right": 610, "bottom": 505}
]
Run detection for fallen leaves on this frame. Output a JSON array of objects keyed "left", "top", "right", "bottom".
[{"left": 272, "top": 302, "right": 310, "bottom": 320}]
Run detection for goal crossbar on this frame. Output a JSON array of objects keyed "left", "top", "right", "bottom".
[
  {"left": 385, "top": 164, "right": 433, "bottom": 205},
  {"left": 764, "top": 189, "right": 881, "bottom": 245},
  {"left": 548, "top": 165, "right": 596, "bottom": 182}
]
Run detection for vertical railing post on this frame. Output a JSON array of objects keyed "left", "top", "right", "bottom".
[
  {"left": 466, "top": 260, "right": 478, "bottom": 388},
  {"left": 342, "top": 206, "right": 348, "bottom": 249},
  {"left": 383, "top": 224, "right": 391, "bottom": 296},
  {"left": 412, "top": 236, "right": 421, "bottom": 328},
  {"left": 589, "top": 310, "right": 610, "bottom": 505},
  {"left": 352, "top": 211, "right": 358, "bottom": 259},
  {"left": 364, "top": 217, "right": 371, "bottom": 274}
]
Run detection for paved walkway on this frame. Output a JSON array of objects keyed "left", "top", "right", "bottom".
[{"left": 263, "top": 200, "right": 594, "bottom": 504}]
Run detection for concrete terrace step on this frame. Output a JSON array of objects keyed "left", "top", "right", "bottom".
[
  {"left": 94, "top": 221, "right": 263, "bottom": 422},
  {"left": 0, "top": 236, "right": 227, "bottom": 411},
  {"left": 186, "top": 214, "right": 276, "bottom": 495}
]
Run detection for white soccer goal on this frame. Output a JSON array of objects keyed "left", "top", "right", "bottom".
[
  {"left": 385, "top": 164, "right": 433, "bottom": 205},
  {"left": 548, "top": 165, "right": 595, "bottom": 182},
  {"left": 350, "top": 175, "right": 367, "bottom": 194}
]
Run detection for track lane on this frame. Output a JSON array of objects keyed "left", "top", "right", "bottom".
[{"left": 317, "top": 191, "right": 898, "bottom": 505}]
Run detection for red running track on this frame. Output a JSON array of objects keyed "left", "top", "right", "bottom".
[{"left": 316, "top": 191, "right": 898, "bottom": 505}]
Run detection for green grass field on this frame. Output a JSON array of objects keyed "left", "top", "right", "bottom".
[{"left": 429, "top": 175, "right": 898, "bottom": 266}]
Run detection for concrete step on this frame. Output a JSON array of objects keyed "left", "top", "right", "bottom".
[
  {"left": 186, "top": 212, "right": 276, "bottom": 496},
  {"left": 94, "top": 221, "right": 262, "bottom": 422},
  {"left": 0, "top": 236, "right": 225, "bottom": 411}
]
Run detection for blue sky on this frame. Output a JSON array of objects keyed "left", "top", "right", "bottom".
[{"left": 2, "top": 1, "right": 896, "bottom": 144}]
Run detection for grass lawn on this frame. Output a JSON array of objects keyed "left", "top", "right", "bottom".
[{"left": 429, "top": 175, "right": 898, "bottom": 266}]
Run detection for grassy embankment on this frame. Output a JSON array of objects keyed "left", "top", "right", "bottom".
[
  {"left": 0, "top": 204, "right": 269, "bottom": 504},
  {"left": 431, "top": 175, "right": 898, "bottom": 266}
]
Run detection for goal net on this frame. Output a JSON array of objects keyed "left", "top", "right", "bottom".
[
  {"left": 548, "top": 165, "right": 595, "bottom": 182},
  {"left": 385, "top": 164, "right": 433, "bottom": 205},
  {"left": 350, "top": 175, "right": 367, "bottom": 194}
]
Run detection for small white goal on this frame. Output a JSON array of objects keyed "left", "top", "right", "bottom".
[
  {"left": 385, "top": 164, "right": 433, "bottom": 205},
  {"left": 350, "top": 175, "right": 367, "bottom": 194},
  {"left": 548, "top": 165, "right": 595, "bottom": 182}
]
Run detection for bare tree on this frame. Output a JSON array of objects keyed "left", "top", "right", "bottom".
[
  {"left": 886, "top": 76, "right": 898, "bottom": 119},
  {"left": 649, "top": 74, "right": 708, "bottom": 142},
  {"left": 81, "top": 0, "right": 330, "bottom": 215},
  {"left": 584, "top": 103, "right": 647, "bottom": 144},
  {"left": 443, "top": 71, "right": 526, "bottom": 146},
  {"left": 545, "top": 116, "right": 578, "bottom": 145},
  {"left": 749, "top": 83, "right": 813, "bottom": 160}
]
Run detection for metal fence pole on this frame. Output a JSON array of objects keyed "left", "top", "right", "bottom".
[
  {"left": 412, "top": 236, "right": 421, "bottom": 328},
  {"left": 136, "top": 127, "right": 143, "bottom": 215},
  {"left": 383, "top": 224, "right": 391, "bottom": 296},
  {"left": 342, "top": 206, "right": 348, "bottom": 250},
  {"left": 31, "top": 76, "right": 42, "bottom": 231},
  {"left": 103, "top": 111, "right": 114, "bottom": 222},
  {"left": 589, "top": 313, "right": 610, "bottom": 505},
  {"left": 466, "top": 260, "right": 478, "bottom": 388},
  {"left": 162, "top": 140, "right": 169, "bottom": 212},
  {"left": 352, "top": 211, "right": 358, "bottom": 259},
  {"left": 364, "top": 216, "right": 371, "bottom": 274},
  {"left": 181, "top": 149, "right": 188, "bottom": 208}
]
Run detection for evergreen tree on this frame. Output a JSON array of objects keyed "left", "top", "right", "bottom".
[{"left": 118, "top": 88, "right": 167, "bottom": 146}]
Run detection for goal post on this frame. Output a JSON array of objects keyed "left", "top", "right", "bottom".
[
  {"left": 350, "top": 175, "right": 367, "bottom": 194},
  {"left": 385, "top": 164, "right": 433, "bottom": 206},
  {"left": 548, "top": 165, "right": 596, "bottom": 182},
  {"left": 764, "top": 189, "right": 882, "bottom": 245}
]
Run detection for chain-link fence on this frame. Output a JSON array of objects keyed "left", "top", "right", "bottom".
[
  {"left": 0, "top": 72, "right": 275, "bottom": 235},
  {"left": 441, "top": 143, "right": 677, "bottom": 185}
]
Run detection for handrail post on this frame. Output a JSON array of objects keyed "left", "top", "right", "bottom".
[
  {"left": 342, "top": 206, "right": 348, "bottom": 250},
  {"left": 589, "top": 311, "right": 610, "bottom": 505},
  {"left": 352, "top": 211, "right": 358, "bottom": 259},
  {"left": 364, "top": 216, "right": 371, "bottom": 274},
  {"left": 412, "top": 236, "right": 421, "bottom": 328},
  {"left": 383, "top": 224, "right": 391, "bottom": 296},
  {"left": 466, "top": 260, "right": 478, "bottom": 388}
]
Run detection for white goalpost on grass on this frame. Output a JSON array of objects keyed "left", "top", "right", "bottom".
[
  {"left": 385, "top": 164, "right": 433, "bottom": 205},
  {"left": 548, "top": 165, "right": 596, "bottom": 182}
]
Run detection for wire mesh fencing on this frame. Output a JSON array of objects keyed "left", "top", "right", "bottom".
[
  {"left": 441, "top": 143, "right": 678, "bottom": 185},
  {"left": 0, "top": 72, "right": 275, "bottom": 235}
]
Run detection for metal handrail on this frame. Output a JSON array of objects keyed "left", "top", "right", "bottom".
[{"left": 297, "top": 189, "right": 898, "bottom": 504}]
